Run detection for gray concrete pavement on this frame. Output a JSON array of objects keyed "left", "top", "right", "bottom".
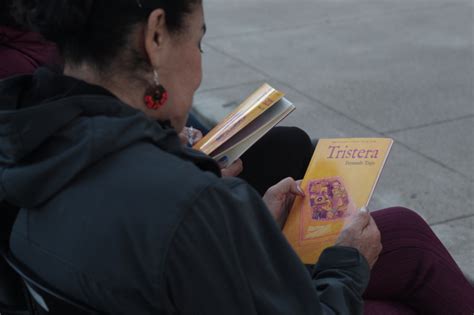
[{"left": 193, "top": 0, "right": 474, "bottom": 276}]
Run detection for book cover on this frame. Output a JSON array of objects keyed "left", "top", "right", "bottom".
[
  {"left": 282, "top": 138, "right": 393, "bottom": 264},
  {"left": 193, "top": 84, "right": 294, "bottom": 167}
]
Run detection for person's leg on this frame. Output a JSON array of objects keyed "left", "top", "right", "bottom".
[
  {"left": 364, "top": 300, "right": 417, "bottom": 315},
  {"left": 364, "top": 207, "right": 474, "bottom": 314},
  {"left": 238, "top": 126, "right": 314, "bottom": 195}
]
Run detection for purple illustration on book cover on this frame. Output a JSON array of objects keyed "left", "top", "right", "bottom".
[{"left": 308, "top": 177, "right": 354, "bottom": 221}]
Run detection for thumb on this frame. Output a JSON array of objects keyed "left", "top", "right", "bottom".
[
  {"left": 271, "top": 178, "right": 305, "bottom": 197},
  {"left": 348, "top": 209, "right": 371, "bottom": 229},
  {"left": 290, "top": 179, "right": 305, "bottom": 197},
  {"left": 195, "top": 129, "right": 203, "bottom": 140}
]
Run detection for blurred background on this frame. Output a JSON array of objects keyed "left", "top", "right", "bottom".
[{"left": 193, "top": 0, "right": 474, "bottom": 276}]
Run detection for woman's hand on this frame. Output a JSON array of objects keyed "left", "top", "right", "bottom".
[
  {"left": 335, "top": 208, "right": 382, "bottom": 269},
  {"left": 179, "top": 126, "right": 243, "bottom": 177},
  {"left": 262, "top": 178, "right": 305, "bottom": 228},
  {"left": 179, "top": 127, "right": 203, "bottom": 146},
  {"left": 221, "top": 159, "right": 244, "bottom": 177}
]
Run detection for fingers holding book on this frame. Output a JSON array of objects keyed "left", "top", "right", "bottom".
[
  {"left": 263, "top": 177, "right": 305, "bottom": 229},
  {"left": 336, "top": 209, "right": 382, "bottom": 269},
  {"left": 179, "top": 126, "right": 203, "bottom": 147},
  {"left": 221, "top": 159, "right": 244, "bottom": 177}
]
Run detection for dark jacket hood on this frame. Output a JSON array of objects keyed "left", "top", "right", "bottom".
[{"left": 0, "top": 68, "right": 219, "bottom": 209}]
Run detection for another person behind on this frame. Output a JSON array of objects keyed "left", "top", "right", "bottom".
[{"left": 0, "top": 0, "right": 61, "bottom": 79}]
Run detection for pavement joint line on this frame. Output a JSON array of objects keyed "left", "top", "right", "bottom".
[
  {"left": 206, "top": 2, "right": 461, "bottom": 41},
  {"left": 387, "top": 138, "right": 473, "bottom": 181},
  {"left": 204, "top": 44, "right": 474, "bottom": 182},
  {"left": 430, "top": 213, "right": 474, "bottom": 227},
  {"left": 385, "top": 114, "right": 474, "bottom": 135},
  {"left": 204, "top": 44, "right": 382, "bottom": 134}
]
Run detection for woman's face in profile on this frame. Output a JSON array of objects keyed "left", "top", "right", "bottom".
[{"left": 153, "top": 4, "right": 206, "bottom": 131}]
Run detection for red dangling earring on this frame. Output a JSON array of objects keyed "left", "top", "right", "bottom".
[{"left": 144, "top": 70, "right": 168, "bottom": 110}]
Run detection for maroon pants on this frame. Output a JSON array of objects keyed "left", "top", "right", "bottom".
[{"left": 365, "top": 207, "right": 474, "bottom": 314}]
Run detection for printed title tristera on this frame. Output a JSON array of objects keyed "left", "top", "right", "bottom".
[{"left": 327, "top": 145, "right": 379, "bottom": 159}]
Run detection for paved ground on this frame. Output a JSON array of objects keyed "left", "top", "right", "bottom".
[{"left": 193, "top": 0, "right": 474, "bottom": 276}]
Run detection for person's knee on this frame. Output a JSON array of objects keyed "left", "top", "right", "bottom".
[
  {"left": 373, "top": 207, "right": 430, "bottom": 232},
  {"left": 268, "top": 126, "right": 311, "bottom": 145},
  {"left": 389, "top": 207, "right": 427, "bottom": 224},
  {"left": 288, "top": 127, "right": 311, "bottom": 147},
  {"left": 267, "top": 126, "right": 312, "bottom": 158},
  {"left": 283, "top": 127, "right": 313, "bottom": 156}
]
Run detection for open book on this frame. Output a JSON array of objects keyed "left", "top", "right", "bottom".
[
  {"left": 283, "top": 138, "right": 393, "bottom": 264},
  {"left": 193, "top": 84, "right": 295, "bottom": 168}
]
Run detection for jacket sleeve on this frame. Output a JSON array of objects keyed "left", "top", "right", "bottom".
[{"left": 163, "top": 179, "right": 370, "bottom": 315}]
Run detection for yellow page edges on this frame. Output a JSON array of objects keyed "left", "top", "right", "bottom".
[{"left": 193, "top": 83, "right": 285, "bottom": 155}]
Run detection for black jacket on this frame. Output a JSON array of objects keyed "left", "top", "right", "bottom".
[{"left": 0, "top": 69, "right": 370, "bottom": 314}]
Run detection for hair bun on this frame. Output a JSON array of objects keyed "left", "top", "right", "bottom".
[{"left": 15, "top": 0, "right": 95, "bottom": 43}]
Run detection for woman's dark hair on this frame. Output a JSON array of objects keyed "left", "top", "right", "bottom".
[
  {"left": 13, "top": 0, "right": 201, "bottom": 70},
  {"left": 1, "top": 0, "right": 21, "bottom": 27}
]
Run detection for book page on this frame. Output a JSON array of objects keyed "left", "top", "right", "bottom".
[
  {"left": 212, "top": 97, "right": 295, "bottom": 167},
  {"left": 193, "top": 84, "right": 284, "bottom": 155}
]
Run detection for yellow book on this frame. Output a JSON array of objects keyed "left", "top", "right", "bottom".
[
  {"left": 283, "top": 138, "right": 393, "bottom": 264},
  {"left": 193, "top": 84, "right": 295, "bottom": 167}
]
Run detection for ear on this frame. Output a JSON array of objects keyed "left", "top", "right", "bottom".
[{"left": 144, "top": 9, "right": 169, "bottom": 68}]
